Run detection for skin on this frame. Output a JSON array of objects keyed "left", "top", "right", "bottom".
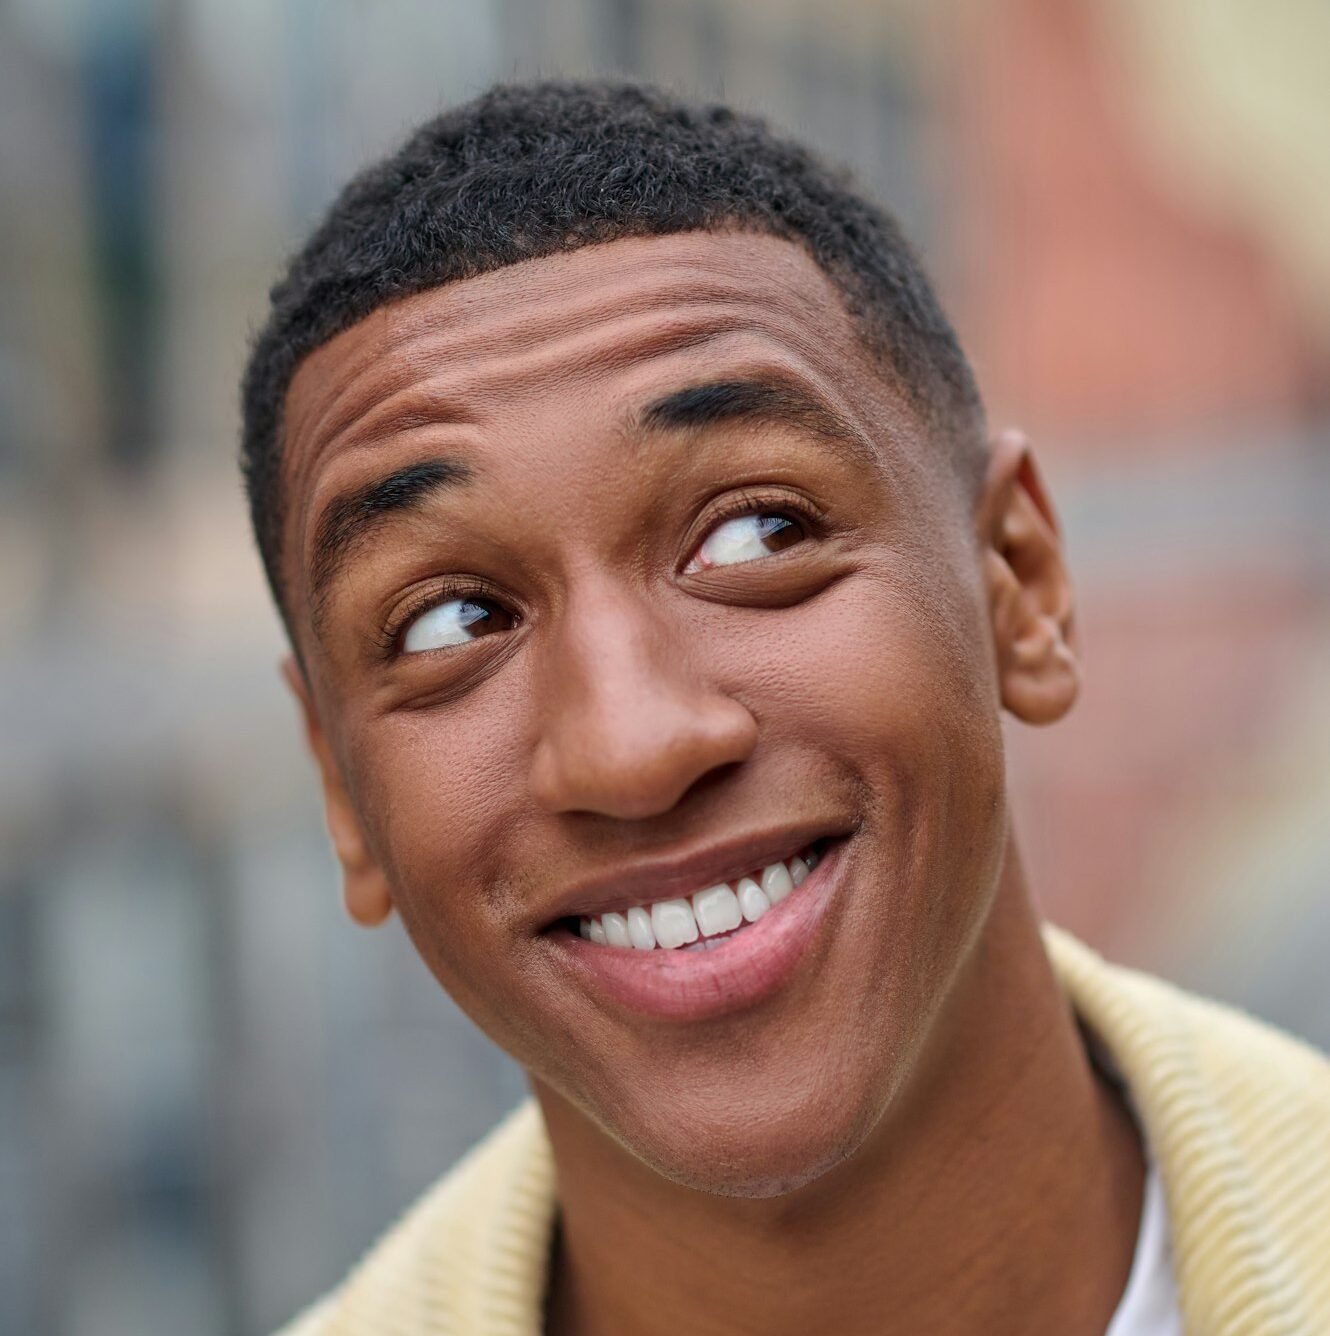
[{"left": 278, "top": 231, "right": 1144, "bottom": 1335}]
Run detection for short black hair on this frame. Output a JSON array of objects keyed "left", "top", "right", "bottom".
[{"left": 240, "top": 78, "right": 985, "bottom": 621}]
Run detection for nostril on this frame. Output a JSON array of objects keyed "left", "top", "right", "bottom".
[
  {"left": 528, "top": 678, "right": 758, "bottom": 821},
  {"left": 532, "top": 752, "right": 747, "bottom": 823},
  {"left": 674, "top": 759, "right": 747, "bottom": 809}
]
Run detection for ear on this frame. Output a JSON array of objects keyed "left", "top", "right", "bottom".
[
  {"left": 976, "top": 430, "right": 1081, "bottom": 725},
  {"left": 280, "top": 656, "right": 394, "bottom": 926}
]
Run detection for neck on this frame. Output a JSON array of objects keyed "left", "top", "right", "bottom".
[{"left": 535, "top": 843, "right": 1144, "bottom": 1336}]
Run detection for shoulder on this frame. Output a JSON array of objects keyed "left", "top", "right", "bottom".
[
  {"left": 272, "top": 1100, "right": 556, "bottom": 1336},
  {"left": 1044, "top": 922, "right": 1330, "bottom": 1329},
  {"left": 1043, "top": 922, "right": 1330, "bottom": 1116}
]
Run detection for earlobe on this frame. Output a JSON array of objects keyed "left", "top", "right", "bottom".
[
  {"left": 280, "top": 656, "right": 395, "bottom": 927},
  {"left": 978, "top": 432, "right": 1081, "bottom": 726},
  {"left": 324, "top": 793, "right": 395, "bottom": 928}
]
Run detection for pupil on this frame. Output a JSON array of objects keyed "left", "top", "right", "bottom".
[
  {"left": 460, "top": 600, "right": 515, "bottom": 635},
  {"left": 759, "top": 514, "right": 798, "bottom": 548}
]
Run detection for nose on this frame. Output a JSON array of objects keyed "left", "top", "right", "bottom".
[{"left": 528, "top": 584, "right": 758, "bottom": 820}]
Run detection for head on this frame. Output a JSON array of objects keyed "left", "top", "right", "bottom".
[{"left": 241, "top": 80, "right": 1079, "bottom": 1197}]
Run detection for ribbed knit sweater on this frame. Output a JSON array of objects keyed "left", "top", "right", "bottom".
[{"left": 277, "top": 926, "right": 1330, "bottom": 1335}]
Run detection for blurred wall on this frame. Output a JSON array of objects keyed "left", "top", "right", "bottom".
[{"left": 2, "top": 1, "right": 1327, "bottom": 1333}]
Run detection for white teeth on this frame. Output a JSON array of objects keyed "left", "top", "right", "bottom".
[
  {"left": 760, "top": 860, "right": 795, "bottom": 905},
  {"left": 602, "top": 911, "right": 631, "bottom": 948},
  {"left": 735, "top": 876, "right": 771, "bottom": 923},
  {"left": 651, "top": 898, "right": 700, "bottom": 950},
  {"left": 626, "top": 905, "right": 657, "bottom": 950},
  {"left": 692, "top": 883, "right": 742, "bottom": 937},
  {"left": 574, "top": 842, "right": 825, "bottom": 949}
]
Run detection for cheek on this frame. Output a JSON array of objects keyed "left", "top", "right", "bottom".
[
  {"left": 741, "top": 562, "right": 1002, "bottom": 791},
  {"left": 745, "top": 563, "right": 1007, "bottom": 958},
  {"left": 342, "top": 692, "right": 536, "bottom": 998}
]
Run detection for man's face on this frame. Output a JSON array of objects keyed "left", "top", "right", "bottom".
[{"left": 279, "top": 231, "right": 1014, "bottom": 1196}]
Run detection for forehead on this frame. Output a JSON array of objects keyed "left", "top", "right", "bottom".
[{"left": 280, "top": 231, "right": 920, "bottom": 610}]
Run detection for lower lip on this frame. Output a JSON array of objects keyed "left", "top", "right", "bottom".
[{"left": 548, "top": 838, "right": 848, "bottom": 1022}]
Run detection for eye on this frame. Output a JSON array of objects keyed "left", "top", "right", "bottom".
[
  {"left": 401, "top": 596, "right": 516, "bottom": 654},
  {"left": 686, "top": 511, "right": 806, "bottom": 572}
]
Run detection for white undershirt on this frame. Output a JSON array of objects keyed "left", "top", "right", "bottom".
[{"left": 1104, "top": 1159, "right": 1184, "bottom": 1336}]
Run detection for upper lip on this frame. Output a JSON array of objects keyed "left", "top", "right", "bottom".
[{"left": 539, "top": 821, "right": 851, "bottom": 927}]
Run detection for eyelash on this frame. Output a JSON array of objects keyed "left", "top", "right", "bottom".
[
  {"left": 377, "top": 487, "right": 826, "bottom": 658},
  {"left": 685, "top": 486, "right": 825, "bottom": 567},
  {"left": 376, "top": 574, "right": 513, "bottom": 659}
]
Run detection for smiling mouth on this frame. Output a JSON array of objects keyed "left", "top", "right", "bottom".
[{"left": 558, "top": 837, "right": 831, "bottom": 952}]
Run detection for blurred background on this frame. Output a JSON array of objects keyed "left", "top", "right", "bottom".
[{"left": 2, "top": 0, "right": 1328, "bottom": 1331}]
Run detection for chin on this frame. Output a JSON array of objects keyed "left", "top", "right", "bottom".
[
  {"left": 607, "top": 1057, "right": 894, "bottom": 1201},
  {"left": 649, "top": 1133, "right": 865, "bottom": 1200}
]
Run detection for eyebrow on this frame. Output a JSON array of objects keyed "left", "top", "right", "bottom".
[
  {"left": 636, "top": 375, "right": 875, "bottom": 465},
  {"left": 309, "top": 456, "right": 471, "bottom": 624},
  {"left": 306, "top": 375, "right": 874, "bottom": 630}
]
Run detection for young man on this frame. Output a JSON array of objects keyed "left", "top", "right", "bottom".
[{"left": 243, "top": 82, "right": 1330, "bottom": 1335}]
